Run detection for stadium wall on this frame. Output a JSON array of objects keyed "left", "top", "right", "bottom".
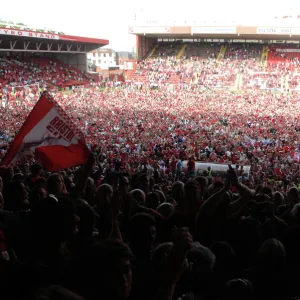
[
  {"left": 55, "top": 53, "right": 87, "bottom": 72},
  {"left": 136, "top": 36, "right": 157, "bottom": 60}
]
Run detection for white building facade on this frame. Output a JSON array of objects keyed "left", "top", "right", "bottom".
[{"left": 87, "top": 48, "right": 117, "bottom": 70}]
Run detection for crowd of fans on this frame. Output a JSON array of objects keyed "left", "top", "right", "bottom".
[
  {"left": 1, "top": 86, "right": 300, "bottom": 191},
  {"left": 0, "top": 43, "right": 300, "bottom": 299},
  {"left": 132, "top": 42, "right": 300, "bottom": 91},
  {"left": 0, "top": 56, "right": 97, "bottom": 93}
]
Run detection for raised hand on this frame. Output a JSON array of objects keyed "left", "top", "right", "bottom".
[
  {"left": 224, "top": 170, "right": 231, "bottom": 190},
  {"left": 228, "top": 164, "right": 240, "bottom": 187},
  {"left": 162, "top": 227, "right": 193, "bottom": 286}
]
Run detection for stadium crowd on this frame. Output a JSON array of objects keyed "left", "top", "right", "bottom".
[
  {"left": 1, "top": 86, "right": 300, "bottom": 190},
  {"left": 133, "top": 42, "right": 300, "bottom": 91},
  {"left": 0, "top": 43, "right": 300, "bottom": 299},
  {"left": 0, "top": 57, "right": 96, "bottom": 92}
]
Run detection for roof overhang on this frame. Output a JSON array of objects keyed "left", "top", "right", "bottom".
[
  {"left": 133, "top": 33, "right": 300, "bottom": 40},
  {"left": 0, "top": 27, "right": 109, "bottom": 53},
  {"left": 129, "top": 25, "right": 300, "bottom": 41}
]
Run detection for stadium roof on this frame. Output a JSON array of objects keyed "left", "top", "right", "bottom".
[
  {"left": 0, "top": 27, "right": 109, "bottom": 53},
  {"left": 129, "top": 22, "right": 300, "bottom": 41}
]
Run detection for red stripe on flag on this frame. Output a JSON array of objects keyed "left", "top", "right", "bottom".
[{"left": 35, "top": 144, "right": 90, "bottom": 171}]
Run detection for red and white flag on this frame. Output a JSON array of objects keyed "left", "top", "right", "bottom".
[{"left": 1, "top": 92, "right": 90, "bottom": 171}]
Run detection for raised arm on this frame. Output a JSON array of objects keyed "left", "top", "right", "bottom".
[{"left": 71, "top": 153, "right": 95, "bottom": 198}]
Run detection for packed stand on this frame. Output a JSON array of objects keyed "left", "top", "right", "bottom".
[
  {"left": 133, "top": 43, "right": 260, "bottom": 88},
  {"left": 0, "top": 57, "right": 97, "bottom": 91},
  {"left": 132, "top": 42, "right": 300, "bottom": 91}
]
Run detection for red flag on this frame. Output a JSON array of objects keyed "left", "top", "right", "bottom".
[{"left": 1, "top": 92, "right": 90, "bottom": 171}]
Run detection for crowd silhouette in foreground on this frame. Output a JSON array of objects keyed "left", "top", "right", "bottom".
[{"left": 0, "top": 156, "right": 298, "bottom": 300}]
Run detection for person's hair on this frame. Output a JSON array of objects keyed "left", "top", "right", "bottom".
[
  {"left": 152, "top": 242, "right": 173, "bottom": 276},
  {"left": 257, "top": 238, "right": 286, "bottom": 271},
  {"left": 35, "top": 177, "right": 47, "bottom": 188},
  {"left": 36, "top": 285, "right": 84, "bottom": 300},
  {"left": 184, "top": 179, "right": 201, "bottom": 191},
  {"left": 12, "top": 173, "right": 24, "bottom": 181},
  {"left": 212, "top": 181, "right": 224, "bottom": 191},
  {"left": 288, "top": 187, "right": 300, "bottom": 203},
  {"left": 157, "top": 202, "right": 174, "bottom": 218},
  {"left": 130, "top": 189, "right": 146, "bottom": 206},
  {"left": 0, "top": 167, "right": 14, "bottom": 184},
  {"left": 153, "top": 184, "right": 162, "bottom": 191},
  {"left": 3, "top": 181, "right": 26, "bottom": 211},
  {"left": 95, "top": 184, "right": 113, "bottom": 204},
  {"left": 129, "top": 213, "right": 156, "bottom": 246},
  {"left": 195, "top": 176, "right": 208, "bottom": 187},
  {"left": 129, "top": 213, "right": 155, "bottom": 230},
  {"left": 255, "top": 185, "right": 263, "bottom": 195},
  {"left": 221, "top": 279, "right": 254, "bottom": 300},
  {"left": 171, "top": 181, "right": 184, "bottom": 198},
  {"left": 60, "top": 171, "right": 67, "bottom": 178},
  {"left": 137, "top": 173, "right": 149, "bottom": 184},
  {"left": 291, "top": 203, "right": 300, "bottom": 228},
  {"left": 31, "top": 163, "right": 42, "bottom": 176},
  {"left": 47, "top": 173, "right": 62, "bottom": 195},
  {"left": 30, "top": 186, "right": 46, "bottom": 207},
  {"left": 104, "top": 172, "right": 117, "bottom": 186},
  {"left": 62, "top": 176, "right": 72, "bottom": 192},
  {"left": 146, "top": 192, "right": 161, "bottom": 210},
  {"left": 96, "top": 239, "right": 133, "bottom": 264},
  {"left": 259, "top": 186, "right": 273, "bottom": 200},
  {"left": 273, "top": 191, "right": 284, "bottom": 207},
  {"left": 149, "top": 177, "right": 155, "bottom": 189},
  {"left": 211, "top": 241, "right": 236, "bottom": 272},
  {"left": 155, "top": 190, "right": 166, "bottom": 203},
  {"left": 188, "top": 242, "right": 216, "bottom": 272}
]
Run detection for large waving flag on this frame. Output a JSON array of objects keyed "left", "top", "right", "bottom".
[{"left": 1, "top": 92, "right": 90, "bottom": 171}]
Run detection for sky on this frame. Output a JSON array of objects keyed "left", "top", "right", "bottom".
[{"left": 1, "top": 0, "right": 300, "bottom": 52}]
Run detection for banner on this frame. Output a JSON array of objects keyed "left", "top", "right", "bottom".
[
  {"left": 128, "top": 27, "right": 170, "bottom": 34},
  {"left": 1, "top": 92, "right": 90, "bottom": 171},
  {"left": 191, "top": 27, "right": 236, "bottom": 34},
  {"left": 0, "top": 28, "right": 59, "bottom": 40},
  {"left": 257, "top": 27, "right": 300, "bottom": 35},
  {"left": 276, "top": 48, "right": 300, "bottom": 53},
  {"left": 182, "top": 162, "right": 251, "bottom": 177}
]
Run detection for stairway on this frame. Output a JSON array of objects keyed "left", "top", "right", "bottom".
[
  {"left": 261, "top": 46, "right": 269, "bottom": 69},
  {"left": 146, "top": 44, "right": 158, "bottom": 60},
  {"left": 176, "top": 44, "right": 187, "bottom": 59},
  {"left": 216, "top": 45, "right": 227, "bottom": 66}
]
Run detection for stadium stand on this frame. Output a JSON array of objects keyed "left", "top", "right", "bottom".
[{"left": 0, "top": 57, "right": 98, "bottom": 90}]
